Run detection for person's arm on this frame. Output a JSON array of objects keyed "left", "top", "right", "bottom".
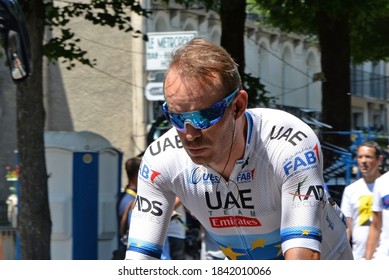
[
  {"left": 365, "top": 211, "right": 382, "bottom": 260},
  {"left": 278, "top": 121, "right": 328, "bottom": 260},
  {"left": 173, "top": 197, "right": 182, "bottom": 210},
  {"left": 345, "top": 217, "right": 352, "bottom": 241},
  {"left": 125, "top": 190, "right": 175, "bottom": 260},
  {"left": 120, "top": 200, "right": 135, "bottom": 236},
  {"left": 340, "top": 187, "right": 352, "bottom": 241},
  {"left": 125, "top": 154, "right": 176, "bottom": 260},
  {"left": 284, "top": 248, "right": 320, "bottom": 260}
]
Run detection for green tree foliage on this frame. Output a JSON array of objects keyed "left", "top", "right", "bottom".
[
  {"left": 253, "top": 0, "right": 389, "bottom": 147},
  {"left": 255, "top": 0, "right": 389, "bottom": 62},
  {"left": 351, "top": 13, "right": 389, "bottom": 63}
]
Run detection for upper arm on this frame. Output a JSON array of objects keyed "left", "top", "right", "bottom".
[
  {"left": 126, "top": 151, "right": 177, "bottom": 259},
  {"left": 173, "top": 197, "right": 182, "bottom": 209},
  {"left": 371, "top": 211, "right": 382, "bottom": 230},
  {"left": 279, "top": 145, "right": 325, "bottom": 256},
  {"left": 365, "top": 211, "right": 382, "bottom": 259}
]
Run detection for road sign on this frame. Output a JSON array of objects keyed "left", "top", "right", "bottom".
[
  {"left": 145, "top": 82, "right": 164, "bottom": 101},
  {"left": 146, "top": 31, "right": 197, "bottom": 71}
]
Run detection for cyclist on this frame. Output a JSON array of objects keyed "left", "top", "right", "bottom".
[{"left": 125, "top": 38, "right": 353, "bottom": 260}]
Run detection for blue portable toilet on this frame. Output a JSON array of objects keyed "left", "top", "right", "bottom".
[{"left": 44, "top": 131, "right": 122, "bottom": 259}]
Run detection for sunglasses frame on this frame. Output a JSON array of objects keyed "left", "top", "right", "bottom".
[{"left": 162, "top": 88, "right": 240, "bottom": 132}]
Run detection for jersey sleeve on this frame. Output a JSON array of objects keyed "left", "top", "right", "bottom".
[
  {"left": 276, "top": 122, "right": 327, "bottom": 255},
  {"left": 372, "top": 179, "right": 383, "bottom": 212},
  {"left": 125, "top": 147, "right": 177, "bottom": 260}
]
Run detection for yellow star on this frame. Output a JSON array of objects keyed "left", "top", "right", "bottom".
[
  {"left": 220, "top": 245, "right": 245, "bottom": 260},
  {"left": 302, "top": 229, "right": 310, "bottom": 235},
  {"left": 275, "top": 243, "right": 282, "bottom": 256},
  {"left": 250, "top": 238, "right": 267, "bottom": 250}
]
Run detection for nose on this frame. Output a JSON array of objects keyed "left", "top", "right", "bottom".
[{"left": 183, "top": 124, "right": 202, "bottom": 141}]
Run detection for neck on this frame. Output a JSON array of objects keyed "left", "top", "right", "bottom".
[
  {"left": 363, "top": 172, "right": 381, "bottom": 184},
  {"left": 216, "top": 114, "right": 247, "bottom": 180}
]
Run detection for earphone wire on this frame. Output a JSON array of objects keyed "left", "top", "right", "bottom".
[{"left": 218, "top": 117, "right": 236, "bottom": 186}]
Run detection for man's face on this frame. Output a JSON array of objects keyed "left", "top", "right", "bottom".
[
  {"left": 164, "top": 70, "right": 236, "bottom": 168},
  {"left": 357, "top": 146, "right": 381, "bottom": 177}
]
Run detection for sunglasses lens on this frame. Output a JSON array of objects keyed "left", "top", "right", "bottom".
[
  {"left": 162, "top": 88, "right": 238, "bottom": 132},
  {"left": 196, "top": 104, "right": 225, "bottom": 128},
  {"left": 164, "top": 104, "right": 226, "bottom": 131},
  {"left": 170, "top": 115, "right": 187, "bottom": 131}
]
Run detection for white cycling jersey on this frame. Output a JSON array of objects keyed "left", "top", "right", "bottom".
[{"left": 126, "top": 108, "right": 351, "bottom": 260}]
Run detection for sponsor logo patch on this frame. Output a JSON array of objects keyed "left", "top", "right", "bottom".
[
  {"left": 282, "top": 145, "right": 320, "bottom": 178},
  {"left": 289, "top": 178, "right": 325, "bottom": 206},
  {"left": 269, "top": 125, "right": 308, "bottom": 146},
  {"left": 140, "top": 163, "right": 161, "bottom": 184},
  {"left": 205, "top": 189, "right": 254, "bottom": 210},
  {"left": 209, "top": 215, "right": 261, "bottom": 228},
  {"left": 189, "top": 167, "right": 221, "bottom": 185},
  {"left": 149, "top": 135, "right": 183, "bottom": 156},
  {"left": 236, "top": 169, "right": 255, "bottom": 183},
  {"left": 134, "top": 195, "right": 163, "bottom": 216},
  {"left": 382, "top": 194, "right": 389, "bottom": 209}
]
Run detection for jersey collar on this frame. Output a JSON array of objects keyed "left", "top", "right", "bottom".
[{"left": 236, "top": 111, "right": 253, "bottom": 169}]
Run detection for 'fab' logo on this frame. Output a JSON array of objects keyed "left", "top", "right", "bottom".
[
  {"left": 236, "top": 169, "right": 255, "bottom": 183},
  {"left": 283, "top": 145, "right": 320, "bottom": 177},
  {"left": 140, "top": 163, "right": 161, "bottom": 183}
]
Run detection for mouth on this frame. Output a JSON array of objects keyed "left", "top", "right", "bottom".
[{"left": 186, "top": 146, "right": 207, "bottom": 155}]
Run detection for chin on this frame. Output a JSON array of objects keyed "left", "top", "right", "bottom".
[
  {"left": 188, "top": 155, "right": 208, "bottom": 165},
  {"left": 185, "top": 151, "right": 209, "bottom": 165}
]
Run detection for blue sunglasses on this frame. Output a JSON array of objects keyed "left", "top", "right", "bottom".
[{"left": 162, "top": 88, "right": 239, "bottom": 132}]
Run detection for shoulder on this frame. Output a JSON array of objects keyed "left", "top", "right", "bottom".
[
  {"left": 342, "top": 178, "right": 364, "bottom": 196},
  {"left": 377, "top": 171, "right": 389, "bottom": 182},
  {"left": 247, "top": 108, "right": 320, "bottom": 153},
  {"left": 344, "top": 178, "right": 364, "bottom": 190},
  {"left": 247, "top": 108, "right": 317, "bottom": 139},
  {"left": 146, "top": 127, "right": 184, "bottom": 158},
  {"left": 248, "top": 107, "right": 307, "bottom": 123},
  {"left": 140, "top": 127, "right": 188, "bottom": 184},
  {"left": 246, "top": 109, "right": 322, "bottom": 181},
  {"left": 374, "top": 171, "right": 389, "bottom": 193}
]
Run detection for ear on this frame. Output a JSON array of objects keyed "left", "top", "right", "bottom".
[{"left": 234, "top": 90, "right": 248, "bottom": 119}]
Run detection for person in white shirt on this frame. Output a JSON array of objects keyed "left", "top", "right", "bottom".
[
  {"left": 365, "top": 167, "right": 389, "bottom": 259},
  {"left": 340, "top": 140, "right": 383, "bottom": 259}
]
